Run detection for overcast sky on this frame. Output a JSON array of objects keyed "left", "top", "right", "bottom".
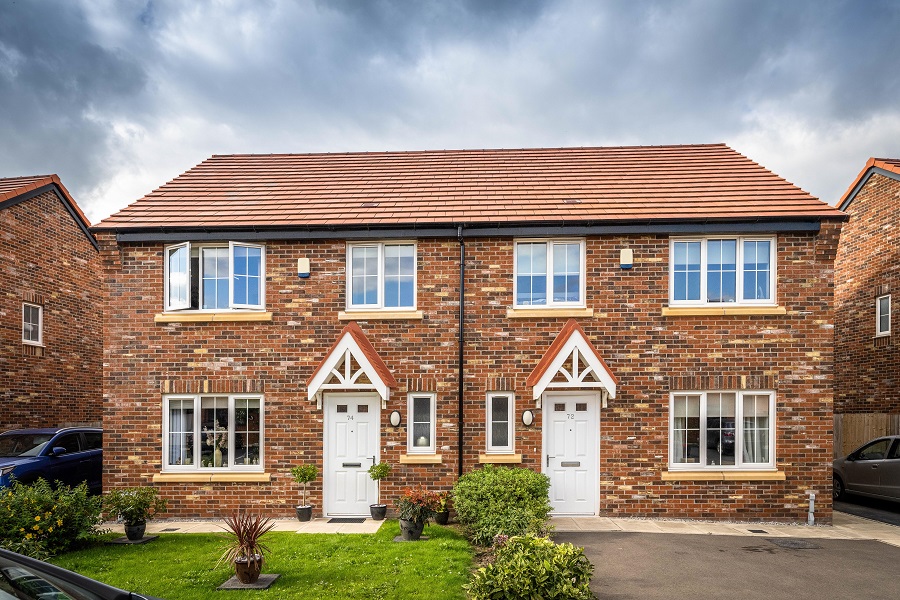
[{"left": 2, "top": 0, "right": 898, "bottom": 223}]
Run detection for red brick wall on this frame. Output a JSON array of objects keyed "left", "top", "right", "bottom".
[
  {"left": 99, "top": 222, "right": 839, "bottom": 523},
  {"left": 835, "top": 173, "right": 900, "bottom": 414},
  {"left": 0, "top": 190, "right": 102, "bottom": 429}
]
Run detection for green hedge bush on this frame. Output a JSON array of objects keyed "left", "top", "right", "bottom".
[
  {"left": 0, "top": 478, "right": 104, "bottom": 559},
  {"left": 452, "top": 465, "right": 551, "bottom": 546},
  {"left": 466, "top": 535, "right": 594, "bottom": 600}
]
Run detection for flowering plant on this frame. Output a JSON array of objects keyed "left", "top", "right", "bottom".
[
  {"left": 395, "top": 487, "right": 440, "bottom": 524},
  {"left": 203, "top": 420, "right": 227, "bottom": 450}
]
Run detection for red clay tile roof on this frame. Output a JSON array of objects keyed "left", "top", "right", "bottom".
[
  {"left": 0, "top": 174, "right": 93, "bottom": 229},
  {"left": 306, "top": 321, "right": 398, "bottom": 389},
  {"left": 838, "top": 157, "right": 900, "bottom": 210},
  {"left": 95, "top": 145, "right": 844, "bottom": 230},
  {"left": 526, "top": 319, "right": 618, "bottom": 388}
]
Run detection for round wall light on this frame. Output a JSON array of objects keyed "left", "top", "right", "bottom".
[
  {"left": 521, "top": 410, "right": 535, "bottom": 427},
  {"left": 389, "top": 410, "right": 402, "bottom": 427}
]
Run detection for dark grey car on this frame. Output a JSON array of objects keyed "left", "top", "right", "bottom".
[{"left": 833, "top": 435, "right": 900, "bottom": 501}]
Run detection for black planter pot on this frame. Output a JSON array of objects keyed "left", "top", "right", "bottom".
[
  {"left": 124, "top": 521, "right": 146, "bottom": 541},
  {"left": 399, "top": 518, "right": 425, "bottom": 541},
  {"left": 370, "top": 504, "right": 387, "bottom": 520},
  {"left": 434, "top": 510, "right": 450, "bottom": 525},
  {"left": 234, "top": 555, "right": 263, "bottom": 584},
  {"left": 296, "top": 505, "right": 313, "bottom": 522}
]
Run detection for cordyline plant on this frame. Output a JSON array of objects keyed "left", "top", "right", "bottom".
[{"left": 217, "top": 512, "right": 276, "bottom": 567}]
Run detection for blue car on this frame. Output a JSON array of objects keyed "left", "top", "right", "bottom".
[{"left": 0, "top": 427, "right": 103, "bottom": 494}]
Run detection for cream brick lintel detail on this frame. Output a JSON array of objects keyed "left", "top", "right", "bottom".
[
  {"left": 152, "top": 472, "right": 272, "bottom": 483},
  {"left": 478, "top": 453, "right": 523, "bottom": 464},
  {"left": 338, "top": 310, "right": 424, "bottom": 321},
  {"left": 661, "top": 470, "right": 786, "bottom": 482},
  {"left": 398, "top": 454, "right": 442, "bottom": 464},
  {"left": 506, "top": 307, "right": 594, "bottom": 319},
  {"left": 154, "top": 312, "right": 273, "bottom": 323},
  {"left": 662, "top": 306, "right": 787, "bottom": 317}
]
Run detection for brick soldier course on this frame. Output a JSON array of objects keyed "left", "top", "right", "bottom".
[
  {"left": 0, "top": 175, "right": 102, "bottom": 431},
  {"left": 93, "top": 145, "right": 845, "bottom": 522}
]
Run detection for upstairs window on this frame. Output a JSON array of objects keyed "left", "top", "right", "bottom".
[
  {"left": 165, "top": 242, "right": 265, "bottom": 311},
  {"left": 514, "top": 240, "right": 585, "bottom": 307},
  {"left": 877, "top": 294, "right": 891, "bottom": 337},
  {"left": 670, "top": 237, "right": 775, "bottom": 306},
  {"left": 22, "top": 303, "right": 42, "bottom": 345},
  {"left": 347, "top": 242, "right": 416, "bottom": 310}
]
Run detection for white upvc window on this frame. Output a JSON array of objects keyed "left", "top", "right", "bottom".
[
  {"left": 22, "top": 303, "right": 42, "bottom": 346},
  {"left": 669, "top": 237, "right": 776, "bottom": 306},
  {"left": 514, "top": 239, "right": 585, "bottom": 307},
  {"left": 486, "top": 392, "right": 514, "bottom": 453},
  {"left": 877, "top": 294, "right": 891, "bottom": 337},
  {"left": 347, "top": 242, "right": 417, "bottom": 310},
  {"left": 164, "top": 242, "right": 265, "bottom": 312},
  {"left": 162, "top": 394, "right": 264, "bottom": 471},
  {"left": 407, "top": 393, "right": 436, "bottom": 454},
  {"left": 669, "top": 390, "right": 775, "bottom": 470}
]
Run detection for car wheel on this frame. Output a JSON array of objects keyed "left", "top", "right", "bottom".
[{"left": 833, "top": 474, "right": 845, "bottom": 500}]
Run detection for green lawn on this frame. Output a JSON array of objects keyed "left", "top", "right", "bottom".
[{"left": 51, "top": 521, "right": 473, "bottom": 600}]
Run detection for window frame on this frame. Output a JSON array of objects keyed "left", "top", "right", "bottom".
[
  {"left": 668, "top": 236, "right": 777, "bottom": 307},
  {"left": 877, "top": 294, "right": 891, "bottom": 337},
  {"left": 486, "top": 392, "right": 514, "bottom": 454},
  {"left": 22, "top": 302, "right": 43, "bottom": 346},
  {"left": 513, "top": 239, "right": 586, "bottom": 308},
  {"left": 345, "top": 241, "right": 418, "bottom": 311},
  {"left": 668, "top": 390, "right": 776, "bottom": 471},
  {"left": 161, "top": 394, "right": 265, "bottom": 472},
  {"left": 163, "top": 242, "right": 266, "bottom": 312},
  {"left": 407, "top": 392, "right": 436, "bottom": 454}
]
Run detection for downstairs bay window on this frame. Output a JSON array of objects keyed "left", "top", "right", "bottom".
[
  {"left": 163, "top": 395, "right": 263, "bottom": 471},
  {"left": 670, "top": 390, "right": 774, "bottom": 470}
]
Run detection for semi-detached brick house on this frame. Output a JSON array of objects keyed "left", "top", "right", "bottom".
[
  {"left": 0, "top": 175, "right": 102, "bottom": 430},
  {"left": 93, "top": 144, "right": 845, "bottom": 523},
  {"left": 834, "top": 158, "right": 900, "bottom": 455}
]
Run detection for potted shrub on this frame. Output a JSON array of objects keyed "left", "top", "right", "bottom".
[
  {"left": 395, "top": 486, "right": 440, "bottom": 541},
  {"left": 104, "top": 487, "right": 168, "bottom": 541},
  {"left": 218, "top": 512, "right": 275, "bottom": 584},
  {"left": 434, "top": 490, "right": 451, "bottom": 525},
  {"left": 367, "top": 461, "right": 391, "bottom": 520},
  {"left": 290, "top": 464, "right": 319, "bottom": 522}
]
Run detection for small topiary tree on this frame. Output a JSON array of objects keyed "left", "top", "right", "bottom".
[
  {"left": 453, "top": 465, "right": 552, "bottom": 546},
  {"left": 465, "top": 535, "right": 594, "bottom": 600}
]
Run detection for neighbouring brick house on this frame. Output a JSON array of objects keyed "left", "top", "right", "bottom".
[
  {"left": 0, "top": 175, "right": 102, "bottom": 430},
  {"left": 94, "top": 145, "right": 845, "bottom": 522},
  {"left": 834, "top": 158, "right": 900, "bottom": 455}
]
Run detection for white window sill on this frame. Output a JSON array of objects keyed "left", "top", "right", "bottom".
[
  {"left": 507, "top": 307, "right": 594, "bottom": 319},
  {"left": 155, "top": 311, "right": 273, "bottom": 323},
  {"left": 153, "top": 472, "right": 271, "bottom": 483},
  {"left": 661, "top": 470, "right": 784, "bottom": 481},
  {"left": 662, "top": 306, "right": 786, "bottom": 317},
  {"left": 478, "top": 453, "right": 522, "bottom": 464},
  {"left": 399, "top": 454, "right": 442, "bottom": 464},
  {"left": 338, "top": 310, "right": 424, "bottom": 320}
]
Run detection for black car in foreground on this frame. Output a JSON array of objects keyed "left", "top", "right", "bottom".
[
  {"left": 0, "top": 427, "right": 102, "bottom": 494},
  {"left": 0, "top": 547, "right": 162, "bottom": 599}
]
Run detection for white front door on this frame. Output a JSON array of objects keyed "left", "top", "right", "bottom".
[
  {"left": 544, "top": 393, "right": 599, "bottom": 515},
  {"left": 324, "top": 394, "right": 379, "bottom": 516}
]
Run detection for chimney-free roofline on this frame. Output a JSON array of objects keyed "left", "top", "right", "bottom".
[
  {"left": 1, "top": 183, "right": 99, "bottom": 251},
  {"left": 109, "top": 218, "right": 826, "bottom": 243},
  {"left": 839, "top": 166, "right": 900, "bottom": 211}
]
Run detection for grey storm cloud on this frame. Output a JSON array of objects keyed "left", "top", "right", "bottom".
[{"left": 0, "top": 0, "right": 898, "bottom": 221}]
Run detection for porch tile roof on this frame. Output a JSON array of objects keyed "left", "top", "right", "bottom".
[{"left": 94, "top": 145, "right": 844, "bottom": 230}]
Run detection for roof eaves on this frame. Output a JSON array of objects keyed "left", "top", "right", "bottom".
[
  {"left": 0, "top": 177, "right": 98, "bottom": 251},
  {"left": 838, "top": 158, "right": 900, "bottom": 211}
]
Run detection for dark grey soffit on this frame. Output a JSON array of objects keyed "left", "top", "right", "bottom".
[
  {"left": 0, "top": 184, "right": 99, "bottom": 251},
  {"left": 839, "top": 166, "right": 900, "bottom": 211},
  {"left": 111, "top": 219, "right": 824, "bottom": 243}
]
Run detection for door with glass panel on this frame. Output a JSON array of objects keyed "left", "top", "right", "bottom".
[
  {"left": 324, "top": 394, "right": 379, "bottom": 516},
  {"left": 544, "top": 394, "right": 599, "bottom": 515}
]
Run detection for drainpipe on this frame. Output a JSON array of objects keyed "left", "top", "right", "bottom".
[{"left": 458, "top": 225, "right": 466, "bottom": 477}]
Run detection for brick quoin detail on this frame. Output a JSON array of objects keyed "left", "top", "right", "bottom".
[{"left": 99, "top": 226, "right": 839, "bottom": 524}]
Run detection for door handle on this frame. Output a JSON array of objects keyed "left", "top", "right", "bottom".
[
  {"left": 370, "top": 456, "right": 376, "bottom": 466},
  {"left": 546, "top": 455, "right": 555, "bottom": 467}
]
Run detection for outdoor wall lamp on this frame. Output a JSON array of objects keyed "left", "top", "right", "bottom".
[
  {"left": 389, "top": 410, "right": 402, "bottom": 427},
  {"left": 521, "top": 410, "right": 534, "bottom": 427}
]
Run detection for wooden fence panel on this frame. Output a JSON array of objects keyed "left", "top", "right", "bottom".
[{"left": 834, "top": 413, "right": 900, "bottom": 457}]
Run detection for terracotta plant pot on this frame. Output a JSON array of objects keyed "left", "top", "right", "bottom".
[
  {"left": 399, "top": 518, "right": 425, "bottom": 541},
  {"left": 434, "top": 511, "right": 449, "bottom": 525},
  {"left": 124, "top": 521, "right": 146, "bottom": 541},
  {"left": 233, "top": 555, "right": 263, "bottom": 584},
  {"left": 370, "top": 504, "right": 387, "bottom": 520},
  {"left": 296, "top": 505, "right": 313, "bottom": 522}
]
